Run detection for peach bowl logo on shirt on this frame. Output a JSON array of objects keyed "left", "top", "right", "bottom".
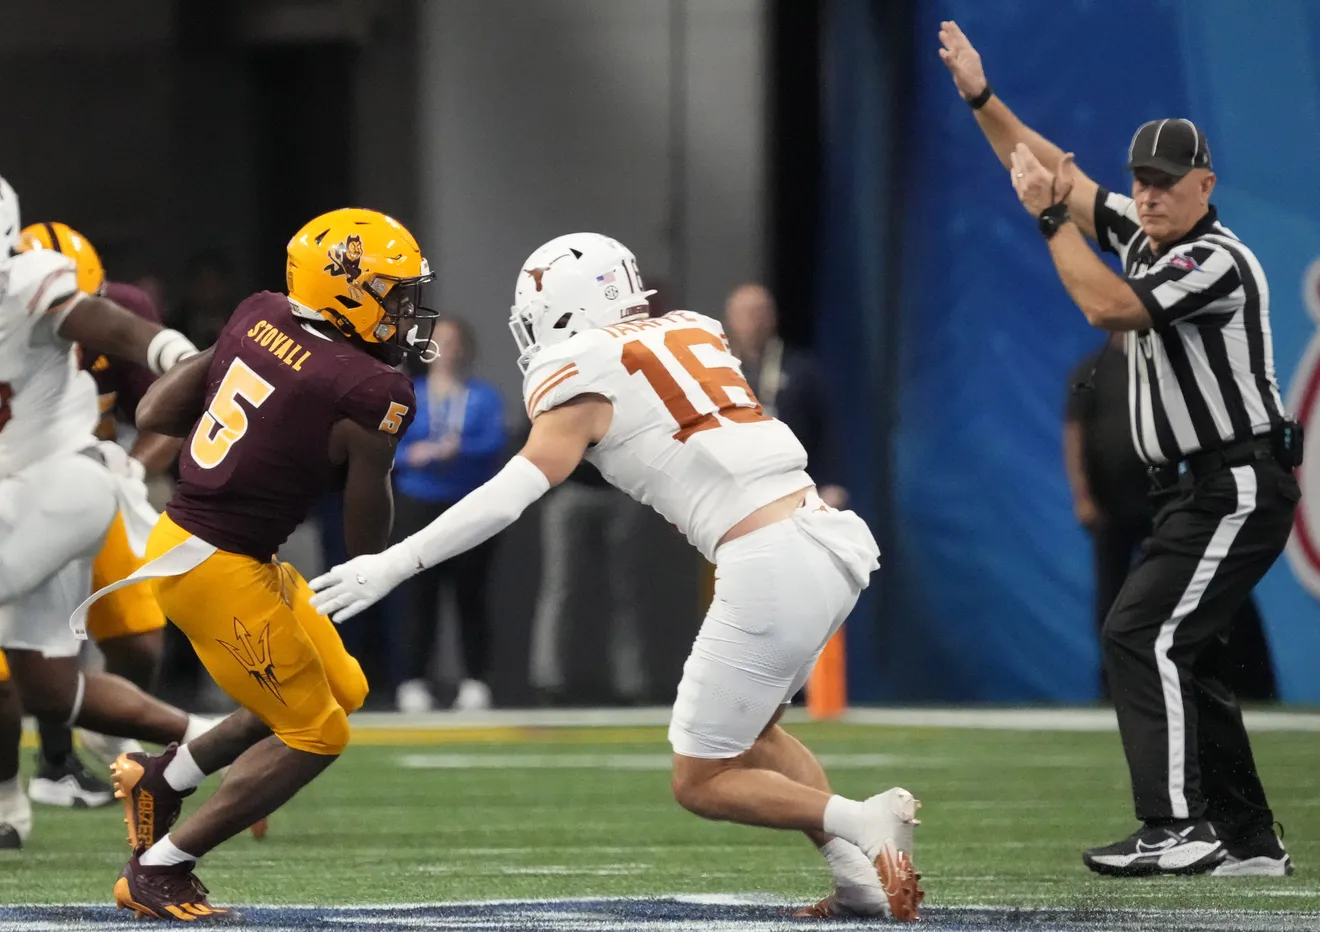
[{"left": 1284, "top": 257, "right": 1320, "bottom": 598}]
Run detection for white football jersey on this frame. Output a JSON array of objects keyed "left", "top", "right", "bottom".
[
  {"left": 0, "top": 249, "right": 98, "bottom": 479},
  {"left": 523, "top": 310, "right": 813, "bottom": 560}
]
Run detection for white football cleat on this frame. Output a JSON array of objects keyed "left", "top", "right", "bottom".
[
  {"left": 853, "top": 788, "right": 923, "bottom": 922},
  {"left": 859, "top": 787, "right": 921, "bottom": 858}
]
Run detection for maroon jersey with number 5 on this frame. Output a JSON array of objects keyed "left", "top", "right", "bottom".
[{"left": 167, "top": 291, "right": 415, "bottom": 559}]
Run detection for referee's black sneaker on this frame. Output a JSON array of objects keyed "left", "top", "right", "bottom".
[
  {"left": 1083, "top": 820, "right": 1226, "bottom": 876},
  {"left": 1212, "top": 823, "right": 1293, "bottom": 877}
]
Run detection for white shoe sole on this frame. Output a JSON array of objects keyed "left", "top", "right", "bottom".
[
  {"left": 27, "top": 776, "right": 113, "bottom": 810},
  {"left": 1086, "top": 840, "right": 1224, "bottom": 875},
  {"left": 1212, "top": 855, "right": 1294, "bottom": 877}
]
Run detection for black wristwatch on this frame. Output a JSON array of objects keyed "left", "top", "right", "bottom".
[
  {"left": 1038, "top": 202, "right": 1071, "bottom": 240},
  {"left": 965, "top": 84, "right": 993, "bottom": 110}
]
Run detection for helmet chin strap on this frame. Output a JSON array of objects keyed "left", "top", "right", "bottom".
[{"left": 404, "top": 322, "right": 441, "bottom": 363}]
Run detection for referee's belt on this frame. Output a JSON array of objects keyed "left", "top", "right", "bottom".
[{"left": 1148, "top": 436, "right": 1277, "bottom": 488}]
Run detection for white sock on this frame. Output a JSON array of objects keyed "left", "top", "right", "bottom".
[
  {"left": 821, "top": 837, "right": 879, "bottom": 886},
  {"left": 139, "top": 833, "right": 197, "bottom": 867},
  {"left": 822, "top": 795, "right": 867, "bottom": 847},
  {"left": 162, "top": 744, "right": 206, "bottom": 792},
  {"left": 182, "top": 714, "right": 219, "bottom": 744}
]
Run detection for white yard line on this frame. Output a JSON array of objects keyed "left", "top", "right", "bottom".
[
  {"left": 339, "top": 706, "right": 1320, "bottom": 732},
  {"left": 395, "top": 752, "right": 906, "bottom": 770}
]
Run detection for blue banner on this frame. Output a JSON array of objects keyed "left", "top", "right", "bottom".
[{"left": 877, "top": 0, "right": 1320, "bottom": 700}]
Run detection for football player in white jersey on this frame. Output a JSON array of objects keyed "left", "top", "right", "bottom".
[
  {"left": 0, "top": 175, "right": 223, "bottom": 847},
  {"left": 309, "top": 233, "right": 925, "bottom": 920}
]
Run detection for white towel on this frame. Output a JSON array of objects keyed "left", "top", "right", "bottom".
[{"left": 791, "top": 490, "right": 881, "bottom": 590}]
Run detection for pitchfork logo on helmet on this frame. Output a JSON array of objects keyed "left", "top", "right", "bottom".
[
  {"left": 287, "top": 208, "right": 440, "bottom": 364},
  {"left": 509, "top": 232, "right": 656, "bottom": 372}
]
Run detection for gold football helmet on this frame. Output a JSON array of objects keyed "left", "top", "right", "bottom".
[
  {"left": 286, "top": 208, "right": 438, "bottom": 361},
  {"left": 20, "top": 222, "right": 106, "bottom": 294}
]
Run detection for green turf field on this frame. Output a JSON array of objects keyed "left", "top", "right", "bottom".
[{"left": 2, "top": 720, "right": 1317, "bottom": 914}]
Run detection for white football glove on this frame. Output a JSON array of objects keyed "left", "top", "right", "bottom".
[{"left": 308, "top": 545, "right": 418, "bottom": 624}]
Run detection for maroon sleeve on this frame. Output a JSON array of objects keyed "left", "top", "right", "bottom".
[
  {"left": 335, "top": 368, "right": 417, "bottom": 438},
  {"left": 100, "top": 281, "right": 165, "bottom": 419},
  {"left": 104, "top": 282, "right": 164, "bottom": 324}
]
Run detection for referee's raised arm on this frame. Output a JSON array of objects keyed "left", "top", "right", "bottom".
[{"left": 938, "top": 21, "right": 1101, "bottom": 242}]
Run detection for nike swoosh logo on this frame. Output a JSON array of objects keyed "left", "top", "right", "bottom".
[{"left": 1135, "top": 837, "right": 1179, "bottom": 854}]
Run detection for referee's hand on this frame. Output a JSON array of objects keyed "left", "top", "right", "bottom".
[
  {"left": 938, "top": 21, "right": 988, "bottom": 101},
  {"left": 1010, "top": 145, "right": 1076, "bottom": 217}
]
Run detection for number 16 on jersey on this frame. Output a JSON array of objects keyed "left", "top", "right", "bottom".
[{"left": 622, "top": 326, "right": 769, "bottom": 443}]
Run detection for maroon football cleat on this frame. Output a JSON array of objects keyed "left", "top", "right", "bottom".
[
  {"left": 110, "top": 743, "right": 194, "bottom": 853},
  {"left": 114, "top": 853, "right": 233, "bottom": 921}
]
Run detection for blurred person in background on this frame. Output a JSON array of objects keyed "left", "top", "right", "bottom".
[
  {"left": 526, "top": 283, "right": 677, "bottom": 707},
  {"left": 1065, "top": 335, "right": 1278, "bottom": 701},
  {"left": 724, "top": 284, "right": 847, "bottom": 509},
  {"left": 391, "top": 318, "right": 506, "bottom": 712}
]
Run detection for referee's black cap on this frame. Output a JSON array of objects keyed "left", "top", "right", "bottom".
[{"left": 1125, "top": 118, "right": 1213, "bottom": 176}]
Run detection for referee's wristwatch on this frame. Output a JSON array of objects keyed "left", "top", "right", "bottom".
[{"left": 1038, "top": 202, "right": 1071, "bottom": 240}]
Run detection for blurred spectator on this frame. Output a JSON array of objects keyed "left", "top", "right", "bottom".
[
  {"left": 723, "top": 283, "right": 847, "bottom": 507},
  {"left": 526, "top": 280, "right": 679, "bottom": 706},
  {"left": 528, "top": 464, "right": 649, "bottom": 705},
  {"left": 1064, "top": 336, "right": 1277, "bottom": 699},
  {"left": 391, "top": 318, "right": 506, "bottom": 711},
  {"left": 176, "top": 250, "right": 238, "bottom": 347}
]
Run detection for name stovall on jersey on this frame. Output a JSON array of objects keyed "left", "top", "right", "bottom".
[
  {"left": 0, "top": 249, "right": 99, "bottom": 479},
  {"left": 168, "top": 291, "right": 416, "bottom": 560},
  {"left": 523, "top": 310, "right": 812, "bottom": 561}
]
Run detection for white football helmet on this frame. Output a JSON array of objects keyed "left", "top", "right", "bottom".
[
  {"left": 0, "top": 175, "right": 19, "bottom": 256},
  {"left": 509, "top": 232, "right": 655, "bottom": 371}
]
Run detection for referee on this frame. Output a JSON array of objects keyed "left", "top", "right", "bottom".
[{"left": 940, "top": 22, "right": 1302, "bottom": 877}]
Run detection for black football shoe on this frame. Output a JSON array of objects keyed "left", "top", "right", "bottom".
[
  {"left": 1083, "top": 820, "right": 1226, "bottom": 876},
  {"left": 1213, "top": 822, "right": 1294, "bottom": 877}
]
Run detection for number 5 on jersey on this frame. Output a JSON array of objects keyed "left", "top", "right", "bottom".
[{"left": 190, "top": 359, "right": 276, "bottom": 469}]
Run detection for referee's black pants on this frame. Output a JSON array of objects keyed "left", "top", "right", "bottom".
[{"left": 1101, "top": 457, "right": 1298, "bottom": 840}]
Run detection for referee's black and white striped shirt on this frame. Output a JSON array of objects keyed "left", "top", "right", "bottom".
[{"left": 1093, "top": 189, "right": 1285, "bottom": 465}]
